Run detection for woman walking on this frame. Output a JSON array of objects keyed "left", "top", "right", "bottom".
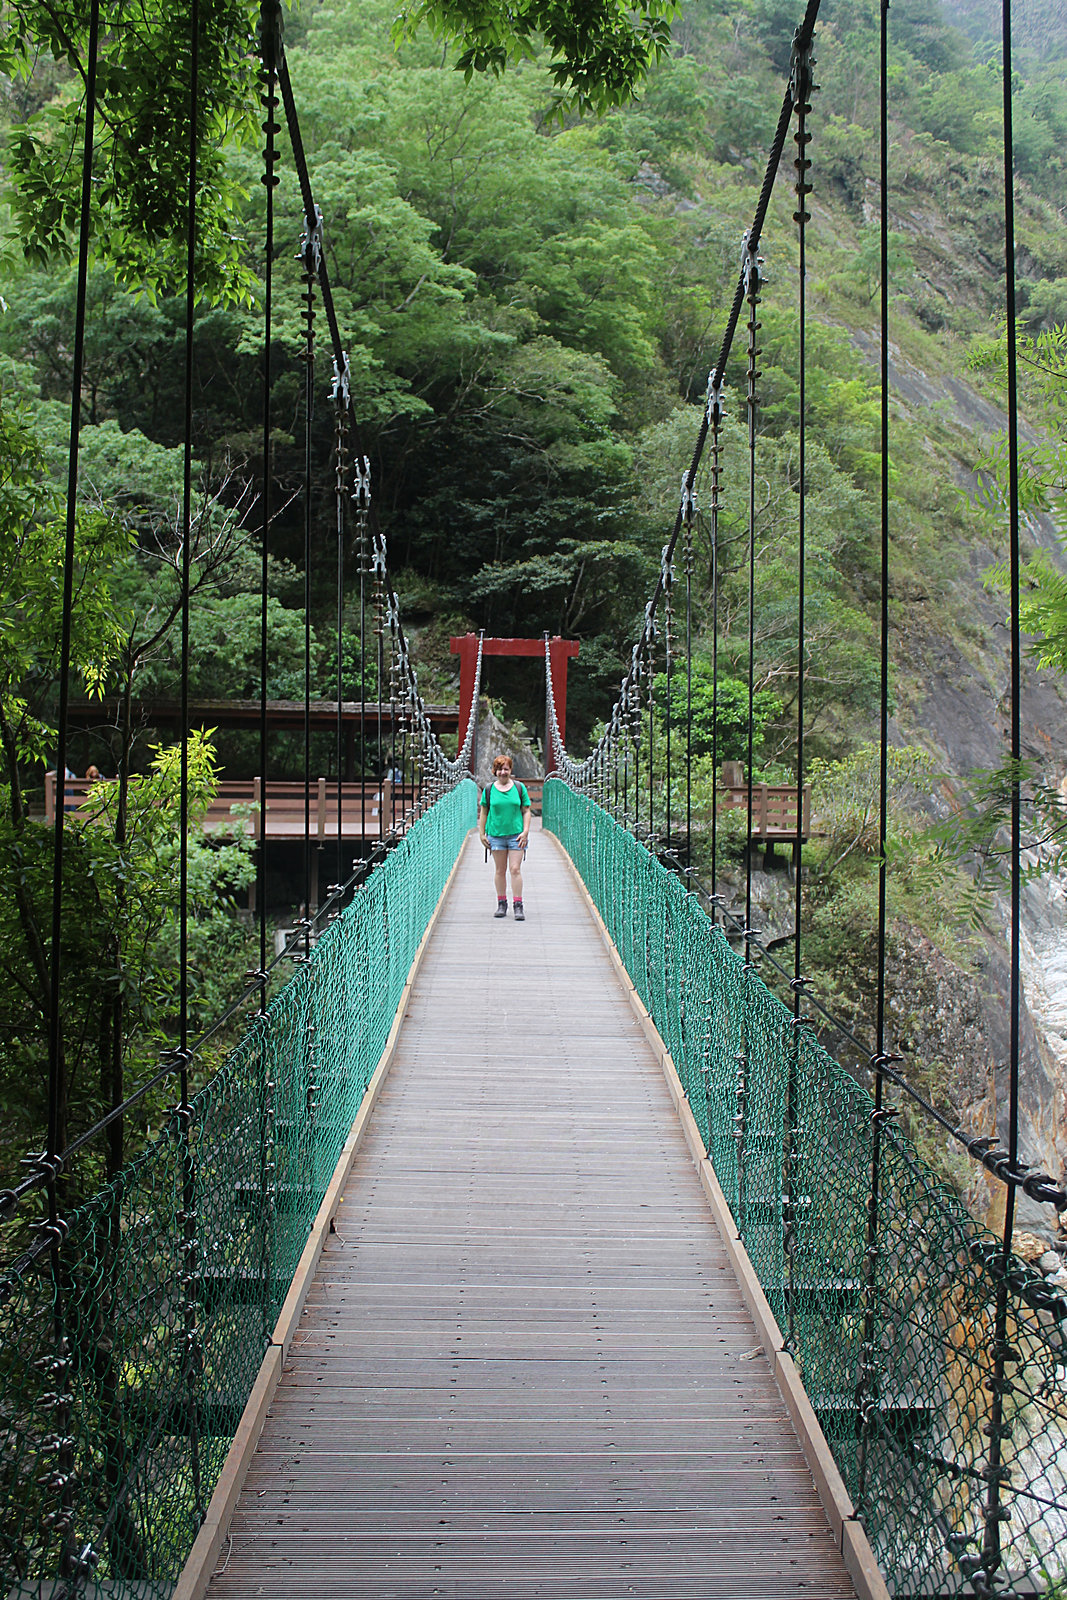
[{"left": 478, "top": 755, "right": 532, "bottom": 920}]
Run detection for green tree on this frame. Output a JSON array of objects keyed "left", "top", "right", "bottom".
[
  {"left": 656, "top": 661, "right": 782, "bottom": 764},
  {"left": 2, "top": 0, "right": 261, "bottom": 302},
  {"left": 392, "top": 0, "right": 679, "bottom": 115},
  {"left": 0, "top": 374, "right": 257, "bottom": 1187}
]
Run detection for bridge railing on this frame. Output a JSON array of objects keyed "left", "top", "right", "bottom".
[
  {"left": 545, "top": 779, "right": 1067, "bottom": 1599},
  {"left": 0, "top": 778, "right": 476, "bottom": 1600},
  {"left": 43, "top": 772, "right": 420, "bottom": 839}
]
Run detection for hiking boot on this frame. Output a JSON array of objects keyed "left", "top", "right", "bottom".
[
  {"left": 512, "top": 900, "right": 525, "bottom": 921},
  {"left": 494, "top": 899, "right": 508, "bottom": 918}
]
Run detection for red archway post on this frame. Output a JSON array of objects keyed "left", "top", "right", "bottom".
[{"left": 450, "top": 634, "right": 579, "bottom": 777}]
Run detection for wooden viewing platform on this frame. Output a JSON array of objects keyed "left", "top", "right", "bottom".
[
  {"left": 719, "top": 780, "right": 811, "bottom": 843},
  {"left": 44, "top": 773, "right": 418, "bottom": 841},
  {"left": 185, "top": 825, "right": 878, "bottom": 1600}
]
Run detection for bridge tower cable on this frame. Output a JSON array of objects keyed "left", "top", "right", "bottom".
[
  {"left": 298, "top": 200, "right": 320, "bottom": 950},
  {"left": 785, "top": 22, "right": 816, "bottom": 1356},
  {"left": 742, "top": 231, "right": 764, "bottom": 974},
  {"left": 707, "top": 381, "right": 724, "bottom": 922},
  {"left": 980, "top": 0, "right": 1024, "bottom": 1587},
  {"left": 176, "top": 0, "right": 204, "bottom": 1521},
  {"left": 257, "top": 0, "right": 282, "bottom": 1003},
  {"left": 663, "top": 545, "right": 673, "bottom": 847},
  {"left": 332, "top": 384, "right": 349, "bottom": 895},
  {"left": 856, "top": 0, "right": 895, "bottom": 1522},
  {"left": 682, "top": 474, "right": 696, "bottom": 865},
  {"left": 43, "top": 0, "right": 102, "bottom": 1585}
]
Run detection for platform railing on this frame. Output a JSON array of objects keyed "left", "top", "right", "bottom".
[{"left": 44, "top": 772, "right": 420, "bottom": 840}]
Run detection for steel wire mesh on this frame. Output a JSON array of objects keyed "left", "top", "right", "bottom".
[
  {"left": 544, "top": 778, "right": 1067, "bottom": 1598},
  {"left": 0, "top": 779, "right": 475, "bottom": 1598}
]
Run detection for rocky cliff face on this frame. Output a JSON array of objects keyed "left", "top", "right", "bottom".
[{"left": 884, "top": 377, "right": 1067, "bottom": 1243}]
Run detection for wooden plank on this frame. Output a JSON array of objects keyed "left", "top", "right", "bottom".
[{"left": 203, "top": 825, "right": 859, "bottom": 1600}]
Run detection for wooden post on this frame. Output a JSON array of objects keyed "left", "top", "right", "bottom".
[{"left": 451, "top": 634, "right": 481, "bottom": 776}]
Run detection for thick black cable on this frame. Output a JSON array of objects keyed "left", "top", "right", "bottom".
[
  {"left": 981, "top": 1, "right": 1023, "bottom": 1586},
  {"left": 301, "top": 256, "right": 315, "bottom": 943},
  {"left": 1001, "top": 0, "right": 1023, "bottom": 1282},
  {"left": 258, "top": 1, "right": 281, "bottom": 1002},
  {"left": 856, "top": 0, "right": 893, "bottom": 1523},
  {"left": 684, "top": 500, "right": 693, "bottom": 863},
  {"left": 377, "top": 566, "right": 385, "bottom": 841},
  {"left": 179, "top": 0, "right": 201, "bottom": 1109},
  {"left": 42, "top": 5, "right": 100, "bottom": 1582},
  {"left": 791, "top": 35, "right": 812, "bottom": 1017},
  {"left": 785, "top": 28, "right": 815, "bottom": 1356},
  {"left": 664, "top": 558, "right": 672, "bottom": 846},
  {"left": 277, "top": 57, "right": 347, "bottom": 376},
  {"left": 333, "top": 398, "right": 347, "bottom": 899},
  {"left": 48, "top": 0, "right": 102, "bottom": 1186},
  {"left": 743, "top": 240, "right": 762, "bottom": 969},
  {"left": 177, "top": 0, "right": 204, "bottom": 1520},
  {"left": 647, "top": 0, "right": 823, "bottom": 621},
  {"left": 709, "top": 463, "right": 721, "bottom": 922}
]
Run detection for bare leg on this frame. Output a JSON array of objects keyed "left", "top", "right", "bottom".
[
  {"left": 492, "top": 850, "right": 508, "bottom": 899},
  {"left": 508, "top": 848, "right": 524, "bottom": 902}
]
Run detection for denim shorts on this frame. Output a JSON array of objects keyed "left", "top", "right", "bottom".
[{"left": 487, "top": 835, "right": 524, "bottom": 852}]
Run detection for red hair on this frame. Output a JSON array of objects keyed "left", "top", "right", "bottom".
[{"left": 491, "top": 754, "right": 513, "bottom": 774}]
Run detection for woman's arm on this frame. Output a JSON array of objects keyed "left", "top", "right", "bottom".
[
  {"left": 478, "top": 802, "right": 489, "bottom": 845},
  {"left": 519, "top": 802, "right": 531, "bottom": 847}
]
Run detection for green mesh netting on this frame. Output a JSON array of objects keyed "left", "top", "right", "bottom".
[
  {"left": 0, "top": 780, "right": 476, "bottom": 1599},
  {"left": 544, "top": 779, "right": 1067, "bottom": 1599}
]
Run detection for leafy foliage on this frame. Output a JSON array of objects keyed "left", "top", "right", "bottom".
[
  {"left": 2, "top": 0, "right": 261, "bottom": 302},
  {"left": 392, "top": 0, "right": 679, "bottom": 116},
  {"left": 3, "top": 0, "right": 1067, "bottom": 1191},
  {"left": 656, "top": 661, "right": 781, "bottom": 764}
]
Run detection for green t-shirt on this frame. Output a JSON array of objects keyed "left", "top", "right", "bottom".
[{"left": 481, "top": 780, "right": 529, "bottom": 838}]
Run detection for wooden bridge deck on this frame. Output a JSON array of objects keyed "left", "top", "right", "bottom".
[{"left": 207, "top": 825, "right": 858, "bottom": 1600}]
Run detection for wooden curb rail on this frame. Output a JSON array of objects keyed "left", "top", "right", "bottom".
[
  {"left": 172, "top": 836, "right": 472, "bottom": 1600},
  {"left": 544, "top": 829, "right": 891, "bottom": 1600}
]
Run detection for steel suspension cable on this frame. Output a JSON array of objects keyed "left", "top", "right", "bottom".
[
  {"left": 708, "top": 387, "right": 724, "bottom": 922},
  {"left": 299, "top": 210, "right": 319, "bottom": 944},
  {"left": 981, "top": 0, "right": 1024, "bottom": 1585},
  {"left": 258, "top": 0, "right": 281, "bottom": 999},
  {"left": 274, "top": 33, "right": 467, "bottom": 818},
  {"left": 856, "top": 0, "right": 894, "bottom": 1518},
  {"left": 47, "top": 0, "right": 101, "bottom": 1191},
  {"left": 742, "top": 236, "right": 763, "bottom": 969},
  {"left": 332, "top": 379, "right": 349, "bottom": 898},
  {"left": 682, "top": 482, "right": 695, "bottom": 864},
  {"left": 648, "top": 0, "right": 823, "bottom": 624},
  {"left": 663, "top": 550, "right": 672, "bottom": 847},
  {"left": 42, "top": 3, "right": 101, "bottom": 1585},
  {"left": 544, "top": 0, "right": 824, "bottom": 816},
  {"left": 783, "top": 27, "right": 816, "bottom": 1355},
  {"left": 791, "top": 32, "right": 813, "bottom": 1017},
  {"left": 177, "top": 0, "right": 203, "bottom": 1515}
]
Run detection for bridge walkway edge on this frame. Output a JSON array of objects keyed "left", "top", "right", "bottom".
[
  {"left": 550, "top": 828, "right": 888, "bottom": 1600},
  {"left": 181, "top": 822, "right": 875, "bottom": 1600}
]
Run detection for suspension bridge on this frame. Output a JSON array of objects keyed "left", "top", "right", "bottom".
[{"left": 2, "top": 0, "right": 1066, "bottom": 1597}]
